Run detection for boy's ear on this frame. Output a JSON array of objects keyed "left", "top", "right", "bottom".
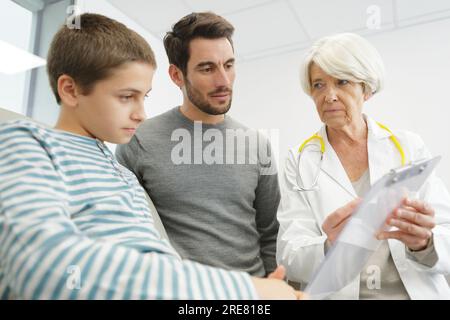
[
  {"left": 57, "top": 74, "right": 80, "bottom": 108},
  {"left": 168, "top": 64, "right": 185, "bottom": 89}
]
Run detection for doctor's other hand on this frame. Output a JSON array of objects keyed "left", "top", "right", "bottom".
[
  {"left": 252, "top": 266, "right": 306, "bottom": 300},
  {"left": 322, "top": 198, "right": 362, "bottom": 246},
  {"left": 377, "top": 198, "right": 435, "bottom": 251}
]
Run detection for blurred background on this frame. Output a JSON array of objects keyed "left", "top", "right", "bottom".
[{"left": 1, "top": 0, "right": 450, "bottom": 186}]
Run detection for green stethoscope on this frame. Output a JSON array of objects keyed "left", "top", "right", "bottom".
[{"left": 295, "top": 122, "right": 407, "bottom": 192}]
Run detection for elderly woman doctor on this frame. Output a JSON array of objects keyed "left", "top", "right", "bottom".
[{"left": 277, "top": 33, "right": 450, "bottom": 299}]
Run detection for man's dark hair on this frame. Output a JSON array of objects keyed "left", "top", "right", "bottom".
[{"left": 163, "top": 12, "right": 234, "bottom": 76}]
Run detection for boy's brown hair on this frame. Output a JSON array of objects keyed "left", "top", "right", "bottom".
[
  {"left": 163, "top": 12, "right": 234, "bottom": 76},
  {"left": 47, "top": 13, "right": 156, "bottom": 104}
]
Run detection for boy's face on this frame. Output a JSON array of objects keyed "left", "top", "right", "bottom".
[{"left": 74, "top": 61, "right": 154, "bottom": 144}]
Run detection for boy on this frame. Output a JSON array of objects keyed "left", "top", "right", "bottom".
[{"left": 0, "top": 13, "right": 300, "bottom": 300}]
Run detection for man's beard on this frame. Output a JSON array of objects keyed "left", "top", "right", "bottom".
[{"left": 185, "top": 79, "right": 232, "bottom": 116}]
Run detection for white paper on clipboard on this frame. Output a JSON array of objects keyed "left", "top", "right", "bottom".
[{"left": 304, "top": 156, "right": 442, "bottom": 300}]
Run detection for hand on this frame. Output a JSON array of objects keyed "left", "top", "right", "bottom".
[
  {"left": 252, "top": 266, "right": 306, "bottom": 300},
  {"left": 322, "top": 198, "right": 362, "bottom": 246},
  {"left": 377, "top": 198, "right": 435, "bottom": 251}
]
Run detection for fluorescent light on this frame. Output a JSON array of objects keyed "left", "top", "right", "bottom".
[{"left": 0, "top": 40, "right": 46, "bottom": 75}]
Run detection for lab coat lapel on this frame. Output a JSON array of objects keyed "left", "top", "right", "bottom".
[
  {"left": 319, "top": 125, "right": 357, "bottom": 198},
  {"left": 366, "top": 116, "right": 396, "bottom": 185}
]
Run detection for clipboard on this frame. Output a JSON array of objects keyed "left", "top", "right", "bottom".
[{"left": 304, "top": 156, "right": 442, "bottom": 299}]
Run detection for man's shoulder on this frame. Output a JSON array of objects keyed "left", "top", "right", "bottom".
[
  {"left": 224, "top": 115, "right": 249, "bottom": 130},
  {"left": 225, "top": 116, "right": 273, "bottom": 145},
  {"left": 141, "top": 108, "right": 179, "bottom": 128},
  {"left": 135, "top": 108, "right": 181, "bottom": 138},
  {"left": 122, "top": 108, "right": 182, "bottom": 153},
  {"left": 225, "top": 117, "right": 270, "bottom": 139}
]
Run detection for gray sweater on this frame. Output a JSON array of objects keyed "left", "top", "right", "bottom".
[{"left": 116, "top": 107, "right": 280, "bottom": 276}]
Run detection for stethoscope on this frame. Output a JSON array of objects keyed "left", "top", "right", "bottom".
[{"left": 295, "top": 122, "right": 407, "bottom": 192}]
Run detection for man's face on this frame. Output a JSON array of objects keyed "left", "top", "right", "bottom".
[
  {"left": 75, "top": 61, "right": 154, "bottom": 144},
  {"left": 183, "top": 37, "right": 235, "bottom": 115}
]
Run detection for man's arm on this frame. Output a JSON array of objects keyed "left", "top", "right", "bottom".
[{"left": 254, "top": 135, "right": 280, "bottom": 275}]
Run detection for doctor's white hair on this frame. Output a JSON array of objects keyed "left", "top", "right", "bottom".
[{"left": 300, "top": 33, "right": 385, "bottom": 96}]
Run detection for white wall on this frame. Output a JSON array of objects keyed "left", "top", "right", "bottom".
[
  {"left": 231, "top": 18, "right": 450, "bottom": 188},
  {"left": 29, "top": 0, "right": 450, "bottom": 187},
  {"left": 78, "top": 0, "right": 181, "bottom": 119},
  {"left": 75, "top": 0, "right": 181, "bottom": 152},
  {"left": 0, "top": 0, "right": 32, "bottom": 114},
  {"left": 32, "top": 0, "right": 71, "bottom": 124},
  {"left": 31, "top": 0, "right": 180, "bottom": 126}
]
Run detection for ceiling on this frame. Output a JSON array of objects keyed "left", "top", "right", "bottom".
[
  {"left": 12, "top": 0, "right": 70, "bottom": 11},
  {"left": 107, "top": 0, "right": 450, "bottom": 61}
]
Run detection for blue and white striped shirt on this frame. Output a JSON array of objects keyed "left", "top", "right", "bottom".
[{"left": 0, "top": 120, "right": 257, "bottom": 300}]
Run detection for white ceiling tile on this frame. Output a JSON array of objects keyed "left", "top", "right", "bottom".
[
  {"left": 104, "top": 0, "right": 450, "bottom": 63},
  {"left": 184, "top": 0, "right": 275, "bottom": 15},
  {"left": 107, "top": 0, "right": 191, "bottom": 34},
  {"left": 225, "top": 1, "right": 309, "bottom": 57},
  {"left": 290, "top": 0, "right": 395, "bottom": 39},
  {"left": 396, "top": 0, "right": 450, "bottom": 23}
]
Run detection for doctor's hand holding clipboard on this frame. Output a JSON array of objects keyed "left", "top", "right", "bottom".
[
  {"left": 323, "top": 195, "right": 435, "bottom": 252},
  {"left": 304, "top": 157, "right": 443, "bottom": 299},
  {"left": 276, "top": 33, "right": 450, "bottom": 300}
]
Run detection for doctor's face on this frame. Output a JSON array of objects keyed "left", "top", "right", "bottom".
[{"left": 309, "top": 63, "right": 370, "bottom": 129}]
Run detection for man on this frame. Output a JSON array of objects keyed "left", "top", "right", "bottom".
[{"left": 116, "top": 12, "right": 280, "bottom": 276}]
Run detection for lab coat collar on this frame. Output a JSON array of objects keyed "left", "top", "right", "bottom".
[
  {"left": 318, "top": 125, "right": 357, "bottom": 198},
  {"left": 365, "top": 114, "right": 392, "bottom": 140},
  {"left": 365, "top": 114, "right": 398, "bottom": 185},
  {"left": 317, "top": 114, "right": 393, "bottom": 198}
]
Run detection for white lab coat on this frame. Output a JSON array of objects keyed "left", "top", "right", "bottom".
[{"left": 277, "top": 115, "right": 450, "bottom": 299}]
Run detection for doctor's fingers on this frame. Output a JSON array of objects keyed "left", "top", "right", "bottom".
[
  {"left": 386, "top": 217, "right": 433, "bottom": 239},
  {"left": 322, "top": 216, "right": 351, "bottom": 244},
  {"left": 377, "top": 230, "right": 430, "bottom": 250},
  {"left": 267, "top": 265, "right": 286, "bottom": 280},
  {"left": 392, "top": 207, "right": 436, "bottom": 229},
  {"left": 322, "top": 215, "right": 345, "bottom": 238},
  {"left": 401, "top": 198, "right": 435, "bottom": 217},
  {"left": 295, "top": 291, "right": 308, "bottom": 300},
  {"left": 325, "top": 198, "right": 362, "bottom": 228}
]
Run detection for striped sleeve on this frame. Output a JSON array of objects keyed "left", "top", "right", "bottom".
[{"left": 0, "top": 124, "right": 258, "bottom": 300}]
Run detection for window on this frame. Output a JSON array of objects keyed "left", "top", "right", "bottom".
[{"left": 0, "top": 0, "right": 33, "bottom": 115}]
